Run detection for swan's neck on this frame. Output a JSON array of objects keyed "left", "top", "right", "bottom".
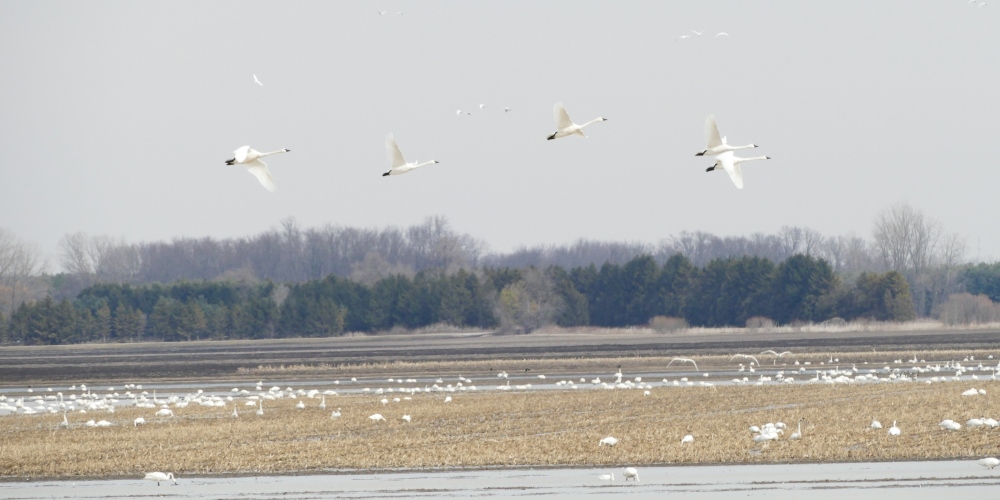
[
  {"left": 730, "top": 143, "right": 755, "bottom": 151},
  {"left": 259, "top": 149, "right": 289, "bottom": 157},
  {"left": 414, "top": 160, "right": 437, "bottom": 168},
  {"left": 736, "top": 155, "right": 769, "bottom": 163},
  {"left": 580, "top": 117, "right": 606, "bottom": 128}
]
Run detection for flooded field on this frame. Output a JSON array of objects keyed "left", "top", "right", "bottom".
[{"left": 3, "top": 460, "right": 1000, "bottom": 499}]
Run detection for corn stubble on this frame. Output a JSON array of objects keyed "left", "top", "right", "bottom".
[{"left": 2, "top": 380, "right": 999, "bottom": 478}]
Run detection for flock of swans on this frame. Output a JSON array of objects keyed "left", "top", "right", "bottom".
[
  {"left": 4, "top": 350, "right": 1000, "bottom": 485},
  {"left": 226, "top": 76, "right": 768, "bottom": 191}
]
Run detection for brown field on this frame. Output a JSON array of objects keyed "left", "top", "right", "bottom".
[{"left": 3, "top": 379, "right": 999, "bottom": 479}]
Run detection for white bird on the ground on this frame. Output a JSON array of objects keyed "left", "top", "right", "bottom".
[
  {"left": 978, "top": 457, "right": 1000, "bottom": 469},
  {"left": 598, "top": 473, "right": 615, "bottom": 481},
  {"left": 253, "top": 74, "right": 263, "bottom": 86},
  {"left": 155, "top": 408, "right": 173, "bottom": 417},
  {"left": 888, "top": 421, "right": 901, "bottom": 436},
  {"left": 695, "top": 115, "right": 758, "bottom": 157},
  {"left": 706, "top": 151, "right": 770, "bottom": 189},
  {"left": 939, "top": 419, "right": 962, "bottom": 431},
  {"left": 369, "top": 413, "right": 386, "bottom": 422},
  {"left": 547, "top": 102, "right": 607, "bottom": 140},
  {"left": 667, "top": 357, "right": 699, "bottom": 371},
  {"left": 871, "top": 418, "right": 883, "bottom": 430},
  {"left": 444, "top": 396, "right": 452, "bottom": 403},
  {"left": 599, "top": 436, "right": 619, "bottom": 447},
  {"left": 96, "top": 420, "right": 111, "bottom": 427},
  {"left": 143, "top": 472, "right": 177, "bottom": 486},
  {"left": 224, "top": 146, "right": 290, "bottom": 192},
  {"left": 962, "top": 388, "right": 980, "bottom": 396},
  {"left": 331, "top": 408, "right": 341, "bottom": 418},
  {"left": 789, "top": 419, "right": 804, "bottom": 440},
  {"left": 681, "top": 434, "right": 694, "bottom": 444},
  {"left": 231, "top": 406, "right": 238, "bottom": 418},
  {"left": 295, "top": 400, "right": 305, "bottom": 410},
  {"left": 134, "top": 417, "right": 146, "bottom": 426},
  {"left": 256, "top": 401, "right": 264, "bottom": 416},
  {"left": 623, "top": 467, "right": 640, "bottom": 481},
  {"left": 402, "top": 414, "right": 411, "bottom": 423},
  {"left": 383, "top": 134, "right": 438, "bottom": 176},
  {"left": 319, "top": 396, "right": 326, "bottom": 410},
  {"left": 60, "top": 413, "right": 69, "bottom": 427}
]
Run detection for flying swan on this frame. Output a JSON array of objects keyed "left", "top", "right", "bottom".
[
  {"left": 547, "top": 102, "right": 607, "bottom": 140},
  {"left": 383, "top": 134, "right": 438, "bottom": 176},
  {"left": 225, "top": 146, "right": 290, "bottom": 192}
]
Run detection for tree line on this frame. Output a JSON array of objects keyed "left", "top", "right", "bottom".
[{"left": 2, "top": 253, "right": 927, "bottom": 345}]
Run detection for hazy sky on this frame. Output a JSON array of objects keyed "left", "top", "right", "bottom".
[{"left": 2, "top": 1, "right": 998, "bottom": 267}]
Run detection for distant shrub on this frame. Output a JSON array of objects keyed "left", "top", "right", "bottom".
[
  {"left": 821, "top": 317, "right": 847, "bottom": 327},
  {"left": 649, "top": 316, "right": 688, "bottom": 334},
  {"left": 745, "top": 316, "right": 775, "bottom": 330},
  {"left": 936, "top": 293, "right": 1000, "bottom": 325}
]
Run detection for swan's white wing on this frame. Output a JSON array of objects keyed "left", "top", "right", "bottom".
[
  {"left": 554, "top": 102, "right": 573, "bottom": 130},
  {"left": 385, "top": 134, "right": 406, "bottom": 169},
  {"left": 717, "top": 153, "right": 743, "bottom": 189},
  {"left": 234, "top": 145, "right": 251, "bottom": 163},
  {"left": 245, "top": 159, "right": 277, "bottom": 192},
  {"left": 705, "top": 115, "right": 723, "bottom": 149}
]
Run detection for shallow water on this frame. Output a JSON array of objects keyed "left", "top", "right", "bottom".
[{"left": 3, "top": 460, "right": 999, "bottom": 499}]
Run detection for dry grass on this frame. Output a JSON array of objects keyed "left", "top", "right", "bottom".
[{"left": 3, "top": 380, "right": 1000, "bottom": 479}]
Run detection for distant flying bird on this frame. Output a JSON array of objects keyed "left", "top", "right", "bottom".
[
  {"left": 383, "top": 134, "right": 438, "bottom": 176},
  {"left": 504, "top": 107, "right": 510, "bottom": 113},
  {"left": 667, "top": 357, "right": 699, "bottom": 371},
  {"left": 253, "top": 74, "right": 263, "bottom": 86},
  {"left": 377, "top": 10, "right": 386, "bottom": 15},
  {"left": 456, "top": 110, "right": 462, "bottom": 115},
  {"left": 716, "top": 32, "right": 730, "bottom": 37},
  {"left": 675, "top": 35, "right": 691, "bottom": 41},
  {"left": 695, "top": 115, "right": 758, "bottom": 156},
  {"left": 547, "top": 102, "right": 607, "bottom": 140},
  {"left": 479, "top": 104, "right": 486, "bottom": 109},
  {"left": 706, "top": 151, "right": 771, "bottom": 190},
  {"left": 690, "top": 30, "right": 703, "bottom": 35},
  {"left": 225, "top": 146, "right": 290, "bottom": 192}
]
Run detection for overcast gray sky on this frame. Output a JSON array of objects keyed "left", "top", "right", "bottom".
[{"left": 2, "top": 1, "right": 998, "bottom": 267}]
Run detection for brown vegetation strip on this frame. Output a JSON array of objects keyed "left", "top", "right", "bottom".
[{"left": 2, "top": 381, "right": 1000, "bottom": 479}]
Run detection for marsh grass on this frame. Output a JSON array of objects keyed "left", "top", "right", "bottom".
[{"left": 3, "top": 379, "right": 999, "bottom": 478}]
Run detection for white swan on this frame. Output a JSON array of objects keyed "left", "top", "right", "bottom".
[
  {"left": 369, "top": 413, "right": 386, "bottom": 422},
  {"left": 253, "top": 74, "right": 263, "bottom": 86},
  {"left": 134, "top": 417, "right": 146, "bottom": 426},
  {"left": 939, "top": 419, "right": 962, "bottom": 431},
  {"left": 547, "top": 102, "right": 607, "bottom": 140},
  {"left": 695, "top": 115, "right": 757, "bottom": 156},
  {"left": 383, "top": 134, "right": 438, "bottom": 176},
  {"left": 871, "top": 418, "right": 883, "bottom": 430},
  {"left": 143, "top": 472, "right": 177, "bottom": 485},
  {"left": 319, "top": 396, "right": 326, "bottom": 410},
  {"left": 225, "top": 146, "right": 290, "bottom": 192},
  {"left": 295, "top": 400, "right": 305, "bottom": 410},
  {"left": 789, "top": 418, "right": 803, "bottom": 440},
  {"left": 667, "top": 357, "right": 699, "bottom": 371},
  {"left": 888, "top": 421, "right": 901, "bottom": 436},
  {"left": 681, "top": 434, "right": 694, "bottom": 444},
  {"left": 978, "top": 457, "right": 1000, "bottom": 469},
  {"left": 623, "top": 467, "right": 640, "bottom": 481},
  {"left": 402, "top": 414, "right": 411, "bottom": 422},
  {"left": 331, "top": 408, "right": 342, "bottom": 418},
  {"left": 256, "top": 401, "right": 264, "bottom": 416},
  {"left": 598, "top": 473, "right": 614, "bottom": 481},
  {"left": 599, "top": 436, "right": 619, "bottom": 447},
  {"left": 60, "top": 413, "right": 69, "bottom": 427},
  {"left": 706, "top": 151, "right": 770, "bottom": 189}
]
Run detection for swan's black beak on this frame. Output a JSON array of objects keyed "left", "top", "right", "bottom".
[
  {"left": 766, "top": 156, "right": 771, "bottom": 159},
  {"left": 382, "top": 171, "right": 390, "bottom": 177},
  {"left": 695, "top": 151, "right": 705, "bottom": 156},
  {"left": 434, "top": 160, "right": 440, "bottom": 163},
  {"left": 225, "top": 158, "right": 235, "bottom": 165},
  {"left": 706, "top": 166, "right": 715, "bottom": 172},
  {"left": 547, "top": 133, "right": 556, "bottom": 140}
]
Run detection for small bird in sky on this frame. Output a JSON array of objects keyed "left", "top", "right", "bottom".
[
  {"left": 504, "top": 107, "right": 510, "bottom": 113},
  {"left": 253, "top": 74, "right": 263, "bottom": 86},
  {"left": 377, "top": 10, "right": 386, "bottom": 15},
  {"left": 716, "top": 32, "right": 730, "bottom": 37},
  {"left": 479, "top": 104, "right": 486, "bottom": 109},
  {"left": 675, "top": 35, "right": 691, "bottom": 41},
  {"left": 690, "top": 30, "right": 703, "bottom": 35}
]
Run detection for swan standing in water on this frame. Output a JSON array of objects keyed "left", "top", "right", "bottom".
[
  {"left": 383, "top": 134, "right": 438, "bottom": 176},
  {"left": 598, "top": 473, "right": 614, "bottom": 481},
  {"left": 547, "top": 102, "right": 607, "bottom": 140},
  {"left": 977, "top": 457, "right": 1000, "bottom": 469},
  {"left": 224, "top": 146, "right": 290, "bottom": 192},
  {"left": 706, "top": 151, "right": 770, "bottom": 189},
  {"left": 623, "top": 467, "right": 640, "bottom": 481},
  {"left": 143, "top": 472, "right": 177, "bottom": 485},
  {"left": 695, "top": 115, "right": 757, "bottom": 156}
]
